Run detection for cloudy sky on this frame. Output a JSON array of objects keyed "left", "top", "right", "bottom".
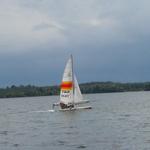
[{"left": 0, "top": 0, "right": 150, "bottom": 87}]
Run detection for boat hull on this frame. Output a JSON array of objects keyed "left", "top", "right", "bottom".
[
  {"left": 59, "top": 106, "right": 92, "bottom": 111},
  {"left": 53, "top": 100, "right": 89, "bottom": 106}
]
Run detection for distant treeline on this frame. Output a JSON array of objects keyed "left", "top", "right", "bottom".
[{"left": 0, "top": 82, "right": 150, "bottom": 98}]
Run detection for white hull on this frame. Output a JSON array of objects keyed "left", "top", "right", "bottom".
[
  {"left": 53, "top": 100, "right": 89, "bottom": 106},
  {"left": 59, "top": 106, "right": 92, "bottom": 111}
]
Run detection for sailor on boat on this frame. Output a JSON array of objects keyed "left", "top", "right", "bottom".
[{"left": 52, "top": 102, "right": 74, "bottom": 109}]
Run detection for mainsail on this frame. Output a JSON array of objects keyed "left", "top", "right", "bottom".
[{"left": 60, "top": 56, "right": 74, "bottom": 105}]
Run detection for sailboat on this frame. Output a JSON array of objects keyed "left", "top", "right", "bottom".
[{"left": 52, "top": 55, "right": 92, "bottom": 111}]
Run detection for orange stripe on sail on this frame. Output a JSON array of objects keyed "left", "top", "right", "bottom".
[{"left": 61, "top": 81, "right": 73, "bottom": 90}]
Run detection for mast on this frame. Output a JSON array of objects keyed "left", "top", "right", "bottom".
[{"left": 71, "top": 54, "right": 75, "bottom": 104}]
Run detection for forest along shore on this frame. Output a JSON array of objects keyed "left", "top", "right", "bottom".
[{"left": 0, "top": 82, "right": 150, "bottom": 98}]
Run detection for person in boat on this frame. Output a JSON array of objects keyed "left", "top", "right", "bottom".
[
  {"left": 60, "top": 102, "right": 74, "bottom": 109},
  {"left": 52, "top": 102, "right": 74, "bottom": 110}
]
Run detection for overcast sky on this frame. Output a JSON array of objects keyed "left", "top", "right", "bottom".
[{"left": 0, "top": 0, "right": 150, "bottom": 87}]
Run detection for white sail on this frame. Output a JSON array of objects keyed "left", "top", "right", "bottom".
[
  {"left": 60, "top": 56, "right": 74, "bottom": 105},
  {"left": 74, "top": 75, "right": 89, "bottom": 104},
  {"left": 74, "top": 75, "right": 83, "bottom": 102}
]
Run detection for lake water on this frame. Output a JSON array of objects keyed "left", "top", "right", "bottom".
[{"left": 1, "top": 91, "right": 150, "bottom": 150}]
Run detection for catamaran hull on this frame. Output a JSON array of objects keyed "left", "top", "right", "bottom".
[
  {"left": 59, "top": 106, "right": 92, "bottom": 111},
  {"left": 53, "top": 100, "right": 89, "bottom": 106}
]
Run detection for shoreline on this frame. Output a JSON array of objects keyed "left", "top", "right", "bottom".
[{"left": 0, "top": 82, "right": 150, "bottom": 98}]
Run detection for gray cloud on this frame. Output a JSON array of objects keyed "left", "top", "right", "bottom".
[{"left": 0, "top": 0, "right": 150, "bottom": 86}]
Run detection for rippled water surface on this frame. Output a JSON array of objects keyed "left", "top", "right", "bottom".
[{"left": 1, "top": 91, "right": 150, "bottom": 150}]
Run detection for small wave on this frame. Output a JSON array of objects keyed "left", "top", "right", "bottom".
[
  {"left": 17, "top": 111, "right": 29, "bottom": 114},
  {"left": 0, "top": 141, "right": 8, "bottom": 144},
  {"left": 14, "top": 132, "right": 25, "bottom": 136},
  {"left": 57, "top": 140, "right": 68, "bottom": 146},
  {"left": 13, "top": 144, "right": 19, "bottom": 147},
  {"left": 77, "top": 145, "right": 87, "bottom": 149},
  {"left": 0, "top": 131, "right": 8, "bottom": 135},
  {"left": 146, "top": 140, "right": 150, "bottom": 143},
  {"left": 29, "top": 110, "right": 55, "bottom": 113},
  {"left": 48, "top": 109, "right": 55, "bottom": 112},
  {"left": 120, "top": 114, "right": 131, "bottom": 117},
  {"left": 142, "top": 122, "right": 150, "bottom": 128}
]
